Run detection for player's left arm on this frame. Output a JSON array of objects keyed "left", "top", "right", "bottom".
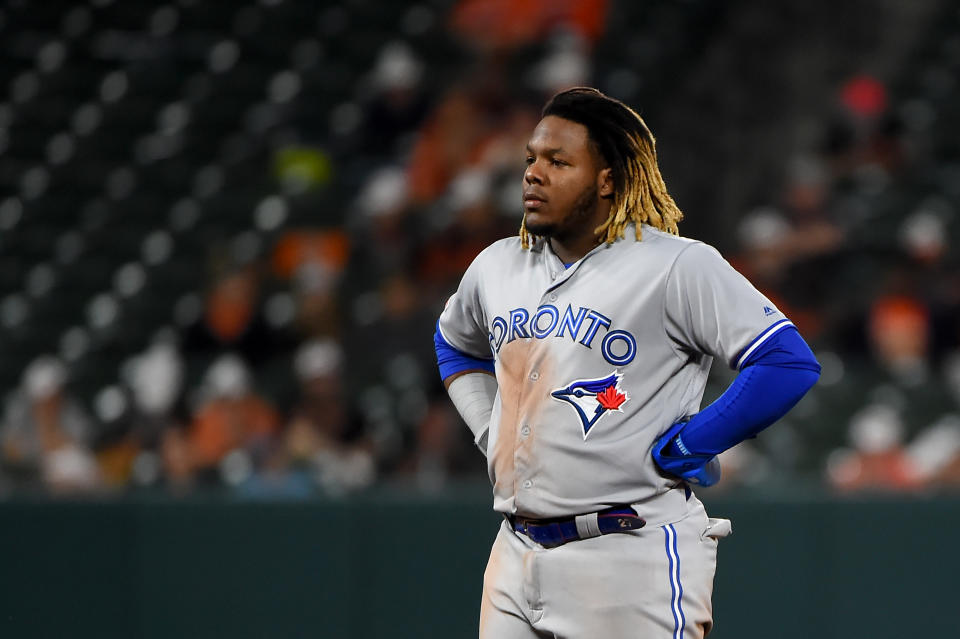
[
  {"left": 656, "top": 241, "right": 820, "bottom": 486},
  {"left": 652, "top": 325, "right": 820, "bottom": 485}
]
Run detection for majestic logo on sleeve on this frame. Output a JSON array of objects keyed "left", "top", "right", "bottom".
[{"left": 551, "top": 372, "right": 629, "bottom": 439}]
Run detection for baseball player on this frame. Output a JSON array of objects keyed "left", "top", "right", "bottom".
[{"left": 435, "top": 87, "right": 820, "bottom": 638}]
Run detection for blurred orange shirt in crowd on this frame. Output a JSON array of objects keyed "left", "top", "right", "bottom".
[
  {"left": 830, "top": 449, "right": 920, "bottom": 493},
  {"left": 272, "top": 230, "right": 350, "bottom": 279},
  {"left": 407, "top": 92, "right": 488, "bottom": 202},
  {"left": 189, "top": 397, "right": 280, "bottom": 468},
  {"left": 449, "top": 0, "right": 609, "bottom": 50}
]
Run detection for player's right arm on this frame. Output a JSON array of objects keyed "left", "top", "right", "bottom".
[
  {"left": 435, "top": 249, "right": 500, "bottom": 456},
  {"left": 435, "top": 324, "right": 497, "bottom": 455}
]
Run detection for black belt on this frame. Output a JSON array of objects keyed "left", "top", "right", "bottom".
[{"left": 509, "top": 506, "right": 646, "bottom": 549}]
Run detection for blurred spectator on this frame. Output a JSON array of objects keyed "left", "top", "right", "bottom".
[
  {"left": 128, "top": 341, "right": 187, "bottom": 444},
  {"left": 269, "top": 229, "right": 350, "bottom": 343},
  {"left": 290, "top": 261, "right": 343, "bottom": 339},
  {"left": 272, "top": 145, "right": 334, "bottom": 195},
  {"left": 415, "top": 168, "right": 518, "bottom": 295},
  {"left": 356, "top": 41, "right": 430, "bottom": 156},
  {"left": 814, "top": 292, "right": 958, "bottom": 494},
  {"left": 900, "top": 205, "right": 950, "bottom": 266},
  {"left": 406, "top": 397, "right": 481, "bottom": 491},
  {"left": 475, "top": 104, "right": 540, "bottom": 174},
  {"left": 159, "top": 425, "right": 195, "bottom": 493},
  {"left": 346, "top": 268, "right": 440, "bottom": 392},
  {"left": 868, "top": 295, "right": 931, "bottom": 384},
  {"left": 781, "top": 156, "right": 843, "bottom": 254},
  {"left": 925, "top": 356, "right": 960, "bottom": 489},
  {"left": 525, "top": 30, "right": 592, "bottom": 97},
  {"left": 0, "top": 356, "right": 100, "bottom": 494},
  {"left": 406, "top": 87, "right": 496, "bottom": 204},
  {"left": 714, "top": 442, "right": 772, "bottom": 490},
  {"left": 271, "top": 229, "right": 350, "bottom": 283},
  {"left": 187, "top": 354, "right": 281, "bottom": 485},
  {"left": 826, "top": 403, "right": 919, "bottom": 492},
  {"left": 825, "top": 74, "right": 909, "bottom": 181},
  {"left": 107, "top": 341, "right": 193, "bottom": 490},
  {"left": 182, "top": 262, "right": 295, "bottom": 370},
  {"left": 735, "top": 156, "right": 845, "bottom": 338},
  {"left": 905, "top": 415, "right": 960, "bottom": 489},
  {"left": 347, "top": 166, "right": 425, "bottom": 312},
  {"left": 280, "top": 339, "right": 375, "bottom": 495}
]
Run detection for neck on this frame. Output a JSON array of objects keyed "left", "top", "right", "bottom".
[
  {"left": 549, "top": 234, "right": 602, "bottom": 264},
  {"left": 548, "top": 202, "right": 612, "bottom": 263}
]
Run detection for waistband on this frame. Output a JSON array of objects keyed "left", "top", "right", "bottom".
[{"left": 508, "top": 505, "right": 646, "bottom": 549}]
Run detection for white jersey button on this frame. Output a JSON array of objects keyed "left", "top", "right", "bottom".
[
  {"left": 529, "top": 371, "right": 540, "bottom": 381},
  {"left": 521, "top": 425, "right": 531, "bottom": 436},
  {"left": 548, "top": 293, "right": 558, "bottom": 302},
  {"left": 522, "top": 480, "right": 533, "bottom": 489}
]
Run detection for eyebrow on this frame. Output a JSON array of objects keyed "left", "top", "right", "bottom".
[{"left": 526, "top": 144, "right": 565, "bottom": 155}]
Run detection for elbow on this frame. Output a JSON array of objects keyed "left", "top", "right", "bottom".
[
  {"left": 799, "top": 352, "right": 822, "bottom": 393},
  {"left": 800, "top": 366, "right": 820, "bottom": 393},
  {"left": 788, "top": 367, "right": 820, "bottom": 406}
]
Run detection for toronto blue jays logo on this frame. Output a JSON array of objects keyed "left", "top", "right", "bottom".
[{"left": 551, "top": 372, "right": 629, "bottom": 439}]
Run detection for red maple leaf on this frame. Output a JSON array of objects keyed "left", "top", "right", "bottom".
[{"left": 597, "top": 385, "right": 626, "bottom": 411}]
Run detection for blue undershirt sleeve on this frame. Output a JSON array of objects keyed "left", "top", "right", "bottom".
[
  {"left": 671, "top": 326, "right": 820, "bottom": 457},
  {"left": 435, "top": 323, "right": 495, "bottom": 381}
]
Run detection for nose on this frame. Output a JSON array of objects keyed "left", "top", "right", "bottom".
[{"left": 524, "top": 161, "right": 543, "bottom": 185}]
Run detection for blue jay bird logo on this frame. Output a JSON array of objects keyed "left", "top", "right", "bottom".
[{"left": 551, "top": 372, "right": 629, "bottom": 439}]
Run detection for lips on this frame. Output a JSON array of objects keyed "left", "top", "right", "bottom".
[{"left": 523, "top": 192, "right": 546, "bottom": 210}]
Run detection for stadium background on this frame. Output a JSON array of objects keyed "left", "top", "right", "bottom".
[{"left": 0, "top": 0, "right": 958, "bottom": 636}]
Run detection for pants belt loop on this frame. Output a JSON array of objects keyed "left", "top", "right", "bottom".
[{"left": 574, "top": 512, "right": 602, "bottom": 539}]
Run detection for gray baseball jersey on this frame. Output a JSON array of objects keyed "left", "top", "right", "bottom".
[{"left": 438, "top": 222, "right": 790, "bottom": 525}]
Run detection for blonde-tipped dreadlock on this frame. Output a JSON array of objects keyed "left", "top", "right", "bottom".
[{"left": 520, "top": 87, "right": 683, "bottom": 250}]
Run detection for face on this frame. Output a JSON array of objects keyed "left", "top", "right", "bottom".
[{"left": 523, "top": 115, "right": 612, "bottom": 243}]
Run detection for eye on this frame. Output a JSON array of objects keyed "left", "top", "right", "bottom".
[
  {"left": 525, "top": 156, "right": 535, "bottom": 165},
  {"left": 551, "top": 159, "right": 566, "bottom": 167}
]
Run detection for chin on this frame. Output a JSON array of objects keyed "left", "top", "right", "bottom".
[
  {"left": 524, "top": 220, "right": 557, "bottom": 237},
  {"left": 524, "top": 213, "right": 557, "bottom": 237}
]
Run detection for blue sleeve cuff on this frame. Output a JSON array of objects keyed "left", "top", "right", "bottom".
[{"left": 435, "top": 323, "right": 495, "bottom": 380}]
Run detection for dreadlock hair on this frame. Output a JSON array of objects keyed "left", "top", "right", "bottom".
[{"left": 520, "top": 87, "right": 684, "bottom": 249}]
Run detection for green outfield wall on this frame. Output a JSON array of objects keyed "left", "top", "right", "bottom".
[{"left": 0, "top": 485, "right": 954, "bottom": 638}]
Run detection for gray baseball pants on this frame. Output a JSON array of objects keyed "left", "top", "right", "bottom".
[{"left": 479, "top": 500, "right": 731, "bottom": 638}]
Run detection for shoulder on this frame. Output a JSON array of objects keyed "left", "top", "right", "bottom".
[
  {"left": 614, "top": 226, "right": 737, "bottom": 286},
  {"left": 467, "top": 235, "right": 533, "bottom": 271},
  {"left": 639, "top": 225, "right": 701, "bottom": 251},
  {"left": 451, "top": 236, "right": 527, "bottom": 296},
  {"left": 481, "top": 235, "right": 524, "bottom": 258},
  {"left": 616, "top": 224, "right": 706, "bottom": 264}
]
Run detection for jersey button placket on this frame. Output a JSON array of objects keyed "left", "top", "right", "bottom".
[{"left": 515, "top": 378, "right": 536, "bottom": 506}]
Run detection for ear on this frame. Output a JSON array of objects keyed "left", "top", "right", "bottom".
[{"left": 597, "top": 167, "right": 614, "bottom": 198}]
